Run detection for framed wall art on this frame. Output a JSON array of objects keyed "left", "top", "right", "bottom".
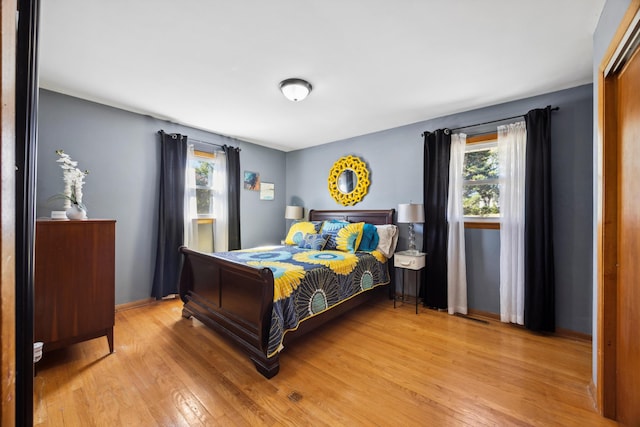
[
  {"left": 244, "top": 171, "right": 260, "bottom": 190},
  {"left": 260, "top": 182, "right": 275, "bottom": 200}
]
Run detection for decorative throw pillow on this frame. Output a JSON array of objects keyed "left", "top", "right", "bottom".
[
  {"left": 358, "top": 223, "right": 380, "bottom": 252},
  {"left": 374, "top": 224, "right": 399, "bottom": 258},
  {"left": 320, "top": 220, "right": 350, "bottom": 250},
  {"left": 298, "top": 233, "right": 329, "bottom": 250},
  {"left": 335, "top": 222, "right": 365, "bottom": 253},
  {"left": 285, "top": 221, "right": 322, "bottom": 245}
]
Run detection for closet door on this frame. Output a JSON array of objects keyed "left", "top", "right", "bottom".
[{"left": 615, "top": 41, "right": 640, "bottom": 426}]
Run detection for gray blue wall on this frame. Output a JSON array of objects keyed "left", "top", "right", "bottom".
[
  {"left": 591, "top": 0, "right": 632, "bottom": 387},
  {"left": 38, "top": 82, "right": 594, "bottom": 336},
  {"left": 286, "top": 84, "right": 593, "bottom": 334},
  {"left": 37, "top": 89, "right": 287, "bottom": 304}
]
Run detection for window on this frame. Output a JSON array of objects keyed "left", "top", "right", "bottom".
[
  {"left": 463, "top": 134, "right": 500, "bottom": 228},
  {"left": 187, "top": 150, "right": 216, "bottom": 252},
  {"left": 191, "top": 151, "right": 215, "bottom": 217}
]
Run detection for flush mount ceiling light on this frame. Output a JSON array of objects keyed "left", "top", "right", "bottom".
[{"left": 279, "top": 78, "right": 312, "bottom": 102}]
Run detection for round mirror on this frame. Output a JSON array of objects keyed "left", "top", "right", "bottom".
[
  {"left": 337, "top": 169, "right": 357, "bottom": 194},
  {"left": 328, "top": 155, "right": 370, "bottom": 206}
]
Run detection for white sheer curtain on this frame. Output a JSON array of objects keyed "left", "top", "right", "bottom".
[
  {"left": 184, "top": 144, "right": 229, "bottom": 252},
  {"left": 498, "top": 121, "right": 527, "bottom": 324},
  {"left": 184, "top": 145, "right": 197, "bottom": 249},
  {"left": 447, "top": 133, "right": 468, "bottom": 315},
  {"left": 212, "top": 149, "right": 229, "bottom": 252}
]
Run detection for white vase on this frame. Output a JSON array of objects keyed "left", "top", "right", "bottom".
[{"left": 66, "top": 205, "right": 87, "bottom": 220}]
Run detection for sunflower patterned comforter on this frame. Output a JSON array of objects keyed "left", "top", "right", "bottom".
[{"left": 215, "top": 245, "right": 390, "bottom": 357}]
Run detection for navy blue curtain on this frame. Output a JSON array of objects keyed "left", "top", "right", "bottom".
[
  {"left": 422, "top": 129, "right": 451, "bottom": 309},
  {"left": 224, "top": 145, "right": 241, "bottom": 250},
  {"left": 524, "top": 107, "right": 555, "bottom": 332},
  {"left": 16, "top": 0, "right": 40, "bottom": 422},
  {"left": 151, "top": 130, "right": 188, "bottom": 299}
]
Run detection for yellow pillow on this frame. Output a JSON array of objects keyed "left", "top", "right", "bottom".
[
  {"left": 335, "top": 222, "right": 365, "bottom": 253},
  {"left": 285, "top": 221, "right": 320, "bottom": 245}
]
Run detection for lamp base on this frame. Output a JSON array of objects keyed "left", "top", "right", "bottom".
[{"left": 407, "top": 223, "right": 418, "bottom": 255}]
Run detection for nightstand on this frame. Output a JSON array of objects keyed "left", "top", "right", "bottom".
[{"left": 394, "top": 250, "right": 426, "bottom": 314}]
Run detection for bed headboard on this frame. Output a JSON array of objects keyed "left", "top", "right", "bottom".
[{"left": 308, "top": 209, "right": 395, "bottom": 225}]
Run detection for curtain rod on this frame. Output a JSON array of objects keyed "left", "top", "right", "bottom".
[
  {"left": 188, "top": 137, "right": 225, "bottom": 149},
  {"left": 449, "top": 105, "right": 559, "bottom": 132},
  {"left": 157, "top": 130, "right": 241, "bottom": 151},
  {"left": 188, "top": 137, "right": 241, "bottom": 151},
  {"left": 421, "top": 105, "right": 559, "bottom": 137}
]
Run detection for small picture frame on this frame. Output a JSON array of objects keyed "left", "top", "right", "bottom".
[
  {"left": 260, "top": 182, "right": 275, "bottom": 200},
  {"left": 244, "top": 171, "right": 260, "bottom": 190}
]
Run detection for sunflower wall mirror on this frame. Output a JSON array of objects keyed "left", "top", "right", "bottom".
[{"left": 328, "top": 155, "right": 370, "bottom": 206}]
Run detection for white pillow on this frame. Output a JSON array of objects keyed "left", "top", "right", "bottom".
[{"left": 374, "top": 224, "right": 399, "bottom": 258}]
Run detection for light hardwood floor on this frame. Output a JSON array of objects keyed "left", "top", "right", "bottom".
[{"left": 33, "top": 291, "right": 616, "bottom": 426}]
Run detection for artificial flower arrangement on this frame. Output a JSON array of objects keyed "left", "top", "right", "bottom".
[{"left": 54, "top": 149, "right": 89, "bottom": 211}]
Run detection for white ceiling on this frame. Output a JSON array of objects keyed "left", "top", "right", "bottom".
[{"left": 38, "top": 1, "right": 605, "bottom": 152}]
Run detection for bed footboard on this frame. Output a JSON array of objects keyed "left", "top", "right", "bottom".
[{"left": 178, "top": 246, "right": 279, "bottom": 378}]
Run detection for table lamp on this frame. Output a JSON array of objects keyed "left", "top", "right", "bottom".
[
  {"left": 397, "top": 203, "right": 425, "bottom": 255},
  {"left": 285, "top": 205, "right": 303, "bottom": 221}
]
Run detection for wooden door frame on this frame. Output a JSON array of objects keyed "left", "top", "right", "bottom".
[
  {"left": 597, "top": 0, "right": 640, "bottom": 419},
  {"left": 0, "top": 0, "right": 17, "bottom": 425}
]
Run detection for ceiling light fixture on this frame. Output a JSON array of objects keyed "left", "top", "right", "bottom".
[{"left": 279, "top": 78, "right": 312, "bottom": 102}]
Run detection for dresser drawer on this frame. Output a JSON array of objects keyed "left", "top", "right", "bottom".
[{"left": 394, "top": 252, "right": 426, "bottom": 270}]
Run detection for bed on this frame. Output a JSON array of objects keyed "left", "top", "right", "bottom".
[{"left": 178, "top": 209, "right": 396, "bottom": 378}]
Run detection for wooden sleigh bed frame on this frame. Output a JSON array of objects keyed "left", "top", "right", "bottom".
[{"left": 178, "top": 209, "right": 395, "bottom": 378}]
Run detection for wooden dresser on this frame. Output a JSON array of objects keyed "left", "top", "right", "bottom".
[{"left": 34, "top": 219, "right": 116, "bottom": 353}]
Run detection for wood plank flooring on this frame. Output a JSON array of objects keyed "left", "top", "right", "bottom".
[{"left": 33, "top": 291, "right": 616, "bottom": 426}]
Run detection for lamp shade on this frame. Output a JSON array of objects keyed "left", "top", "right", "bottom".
[
  {"left": 285, "top": 205, "right": 304, "bottom": 220},
  {"left": 279, "top": 78, "right": 312, "bottom": 102},
  {"left": 397, "top": 203, "right": 425, "bottom": 223}
]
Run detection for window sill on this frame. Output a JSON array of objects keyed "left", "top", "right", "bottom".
[
  {"left": 464, "top": 221, "right": 500, "bottom": 230},
  {"left": 192, "top": 217, "right": 215, "bottom": 224}
]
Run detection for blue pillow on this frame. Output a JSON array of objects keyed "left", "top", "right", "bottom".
[
  {"left": 358, "top": 223, "right": 380, "bottom": 252},
  {"left": 298, "top": 233, "right": 329, "bottom": 250}
]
